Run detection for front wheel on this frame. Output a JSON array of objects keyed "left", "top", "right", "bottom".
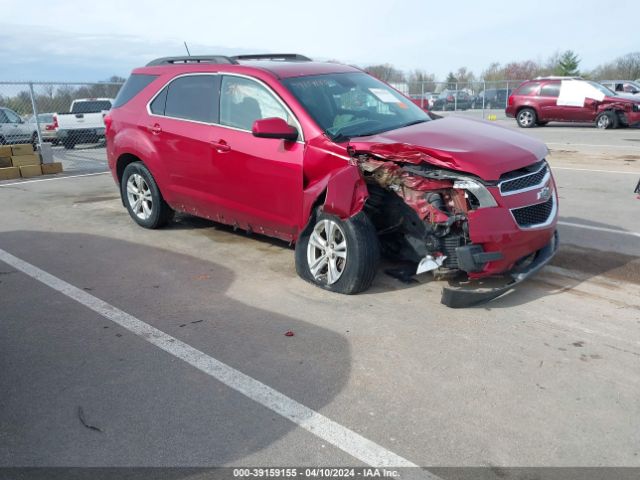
[
  {"left": 595, "top": 111, "right": 618, "bottom": 129},
  {"left": 516, "top": 108, "right": 537, "bottom": 128},
  {"left": 121, "top": 162, "right": 173, "bottom": 229},
  {"left": 295, "top": 210, "right": 380, "bottom": 294}
]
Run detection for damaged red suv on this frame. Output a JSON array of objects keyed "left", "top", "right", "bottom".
[{"left": 106, "top": 54, "right": 559, "bottom": 307}]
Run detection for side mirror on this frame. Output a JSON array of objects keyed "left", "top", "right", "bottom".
[{"left": 252, "top": 117, "right": 298, "bottom": 141}]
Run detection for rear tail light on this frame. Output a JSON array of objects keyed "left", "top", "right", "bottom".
[
  {"left": 508, "top": 95, "right": 514, "bottom": 106},
  {"left": 52, "top": 114, "right": 59, "bottom": 130},
  {"left": 45, "top": 123, "right": 55, "bottom": 131},
  {"left": 447, "top": 95, "right": 454, "bottom": 101},
  {"left": 103, "top": 113, "right": 113, "bottom": 134}
]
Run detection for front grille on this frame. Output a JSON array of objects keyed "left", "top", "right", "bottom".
[
  {"left": 500, "top": 163, "right": 548, "bottom": 194},
  {"left": 511, "top": 196, "right": 554, "bottom": 227}
]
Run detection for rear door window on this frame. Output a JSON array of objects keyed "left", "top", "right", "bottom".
[
  {"left": 163, "top": 75, "right": 219, "bottom": 123},
  {"left": 150, "top": 87, "right": 168, "bottom": 115},
  {"left": 0, "top": 110, "right": 9, "bottom": 123},
  {"left": 540, "top": 83, "right": 560, "bottom": 97}
]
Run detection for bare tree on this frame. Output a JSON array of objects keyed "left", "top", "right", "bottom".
[{"left": 364, "top": 64, "right": 405, "bottom": 83}]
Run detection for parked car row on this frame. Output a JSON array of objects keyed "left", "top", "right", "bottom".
[{"left": 0, "top": 98, "right": 114, "bottom": 148}]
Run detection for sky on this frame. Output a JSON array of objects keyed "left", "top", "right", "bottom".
[{"left": 1, "top": 0, "right": 637, "bottom": 82}]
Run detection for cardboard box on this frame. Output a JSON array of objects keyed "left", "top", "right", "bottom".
[
  {"left": 11, "top": 154, "right": 41, "bottom": 168},
  {"left": 11, "top": 144, "right": 34, "bottom": 156},
  {"left": 0, "top": 157, "right": 12, "bottom": 168},
  {"left": 0, "top": 167, "right": 20, "bottom": 180},
  {"left": 19, "top": 165, "right": 42, "bottom": 178},
  {"left": 41, "top": 162, "right": 63, "bottom": 175},
  {"left": 0, "top": 146, "right": 12, "bottom": 157}
]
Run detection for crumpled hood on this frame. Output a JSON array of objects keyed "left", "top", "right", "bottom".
[{"left": 348, "top": 117, "right": 549, "bottom": 181}]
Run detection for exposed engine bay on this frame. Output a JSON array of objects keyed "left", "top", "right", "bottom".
[{"left": 358, "top": 155, "right": 485, "bottom": 278}]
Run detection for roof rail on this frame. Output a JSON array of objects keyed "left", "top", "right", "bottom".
[
  {"left": 533, "top": 75, "right": 583, "bottom": 80},
  {"left": 231, "top": 53, "right": 312, "bottom": 62},
  {"left": 146, "top": 55, "right": 238, "bottom": 66}
]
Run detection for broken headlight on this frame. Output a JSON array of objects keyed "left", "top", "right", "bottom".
[{"left": 453, "top": 179, "right": 497, "bottom": 208}]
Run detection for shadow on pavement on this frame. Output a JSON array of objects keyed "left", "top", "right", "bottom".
[{"left": 0, "top": 231, "right": 351, "bottom": 467}]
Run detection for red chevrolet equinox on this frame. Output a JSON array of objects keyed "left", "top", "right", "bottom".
[{"left": 106, "top": 54, "right": 559, "bottom": 307}]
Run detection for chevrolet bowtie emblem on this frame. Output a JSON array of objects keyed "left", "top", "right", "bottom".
[{"left": 537, "top": 185, "right": 552, "bottom": 201}]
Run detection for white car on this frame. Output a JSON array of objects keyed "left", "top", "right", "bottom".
[
  {"left": 55, "top": 98, "right": 114, "bottom": 149},
  {"left": 0, "top": 107, "right": 37, "bottom": 145}
]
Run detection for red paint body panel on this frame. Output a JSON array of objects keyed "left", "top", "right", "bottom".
[{"left": 349, "top": 117, "right": 548, "bottom": 181}]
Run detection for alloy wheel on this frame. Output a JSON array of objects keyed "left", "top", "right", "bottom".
[
  {"left": 518, "top": 110, "right": 533, "bottom": 127},
  {"left": 306, "top": 219, "right": 347, "bottom": 285},
  {"left": 126, "top": 173, "right": 153, "bottom": 220}
]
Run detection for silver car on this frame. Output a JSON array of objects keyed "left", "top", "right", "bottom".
[
  {"left": 0, "top": 107, "right": 37, "bottom": 145},
  {"left": 27, "top": 113, "right": 58, "bottom": 145}
]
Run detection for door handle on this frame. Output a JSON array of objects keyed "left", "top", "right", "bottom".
[
  {"left": 147, "top": 124, "right": 162, "bottom": 135},
  {"left": 211, "top": 139, "right": 230, "bottom": 152}
]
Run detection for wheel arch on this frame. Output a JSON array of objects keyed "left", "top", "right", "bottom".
[
  {"left": 299, "top": 165, "right": 369, "bottom": 240},
  {"left": 516, "top": 105, "right": 539, "bottom": 117}
]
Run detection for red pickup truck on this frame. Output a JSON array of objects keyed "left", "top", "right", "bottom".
[{"left": 106, "top": 54, "right": 558, "bottom": 307}]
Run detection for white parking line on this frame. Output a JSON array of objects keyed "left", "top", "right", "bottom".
[
  {"left": 558, "top": 221, "right": 640, "bottom": 238},
  {"left": 548, "top": 142, "right": 640, "bottom": 149},
  {"left": 0, "top": 247, "right": 437, "bottom": 474},
  {"left": 552, "top": 166, "right": 640, "bottom": 175},
  {"left": 0, "top": 171, "right": 109, "bottom": 187}
]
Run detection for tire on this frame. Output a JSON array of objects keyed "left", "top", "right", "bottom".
[
  {"left": 595, "top": 111, "right": 619, "bottom": 129},
  {"left": 62, "top": 139, "right": 75, "bottom": 149},
  {"left": 295, "top": 209, "right": 380, "bottom": 295},
  {"left": 121, "top": 161, "right": 174, "bottom": 229},
  {"left": 31, "top": 132, "right": 38, "bottom": 149},
  {"left": 516, "top": 108, "right": 537, "bottom": 128}
]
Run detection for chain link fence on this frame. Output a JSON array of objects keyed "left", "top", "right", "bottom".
[
  {"left": 0, "top": 81, "right": 123, "bottom": 149},
  {"left": 407, "top": 80, "right": 527, "bottom": 116}
]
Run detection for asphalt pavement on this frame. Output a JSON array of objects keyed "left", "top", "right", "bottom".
[{"left": 1, "top": 119, "right": 639, "bottom": 472}]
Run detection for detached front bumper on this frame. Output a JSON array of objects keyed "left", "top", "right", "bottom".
[{"left": 441, "top": 230, "right": 559, "bottom": 308}]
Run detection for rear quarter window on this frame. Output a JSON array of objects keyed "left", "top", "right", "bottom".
[
  {"left": 113, "top": 74, "right": 158, "bottom": 108},
  {"left": 514, "top": 83, "right": 540, "bottom": 96},
  {"left": 540, "top": 83, "right": 560, "bottom": 97}
]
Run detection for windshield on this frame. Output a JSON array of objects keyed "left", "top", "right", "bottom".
[
  {"left": 71, "top": 100, "right": 112, "bottom": 114},
  {"left": 282, "top": 72, "right": 430, "bottom": 141},
  {"left": 587, "top": 81, "right": 616, "bottom": 97}
]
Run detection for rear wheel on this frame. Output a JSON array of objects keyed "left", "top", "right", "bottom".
[
  {"left": 295, "top": 209, "right": 379, "bottom": 294},
  {"left": 595, "top": 111, "right": 618, "bottom": 129},
  {"left": 121, "top": 162, "right": 173, "bottom": 229},
  {"left": 516, "top": 108, "right": 537, "bottom": 128},
  {"left": 31, "top": 132, "right": 38, "bottom": 149}
]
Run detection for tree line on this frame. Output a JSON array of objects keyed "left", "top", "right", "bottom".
[
  {"left": 2, "top": 51, "right": 640, "bottom": 116},
  {"left": 364, "top": 51, "right": 640, "bottom": 94}
]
